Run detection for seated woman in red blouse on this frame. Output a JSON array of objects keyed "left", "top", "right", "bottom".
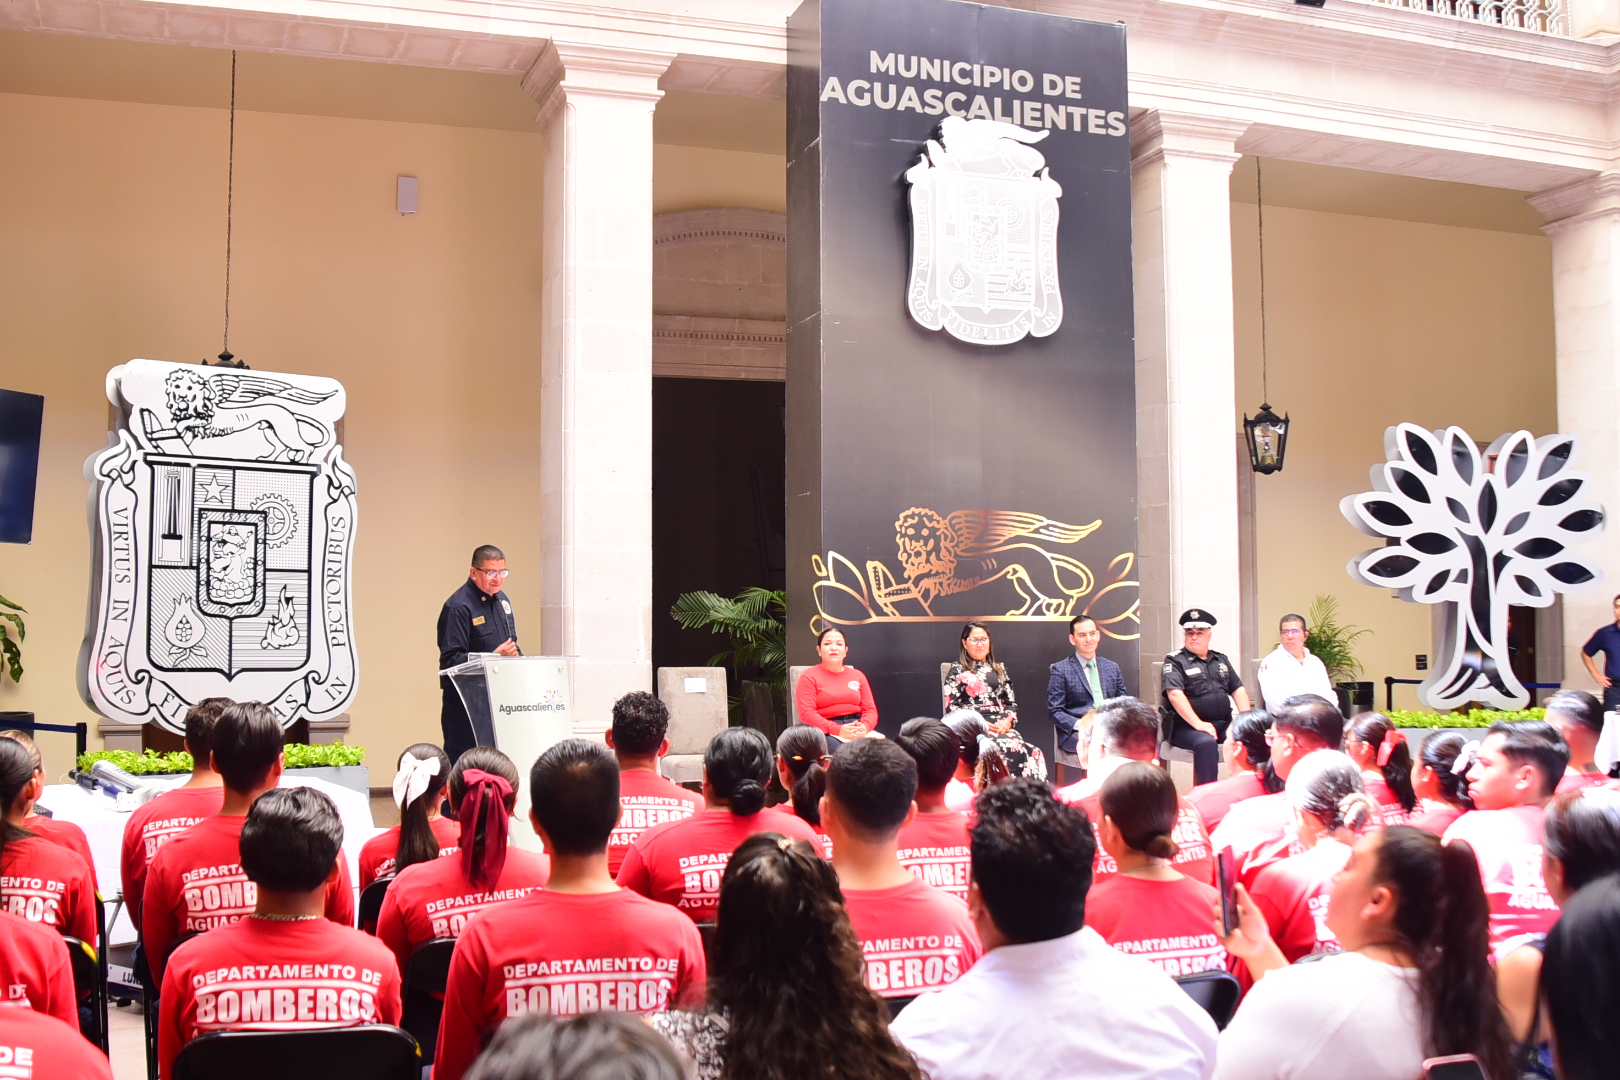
[{"left": 795, "top": 628, "right": 877, "bottom": 742}]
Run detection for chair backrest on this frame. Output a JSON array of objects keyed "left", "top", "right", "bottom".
[
  {"left": 787, "top": 666, "right": 812, "bottom": 722},
  {"left": 358, "top": 876, "right": 393, "bottom": 934},
  {"left": 695, "top": 921, "right": 719, "bottom": 968},
  {"left": 655, "top": 667, "right": 729, "bottom": 755},
  {"left": 173, "top": 1024, "right": 420, "bottom": 1080},
  {"left": 1173, "top": 970, "right": 1241, "bottom": 1030},
  {"left": 401, "top": 938, "right": 457, "bottom": 1065},
  {"left": 64, "top": 935, "right": 107, "bottom": 1049},
  {"left": 940, "top": 662, "right": 952, "bottom": 712}
]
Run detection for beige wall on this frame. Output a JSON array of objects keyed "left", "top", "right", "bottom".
[
  {"left": 0, "top": 89, "right": 548, "bottom": 776},
  {"left": 1230, "top": 201, "right": 1559, "bottom": 706},
  {"left": 654, "top": 145, "right": 785, "bottom": 216}
]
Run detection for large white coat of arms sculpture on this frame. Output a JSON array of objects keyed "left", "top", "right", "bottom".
[
  {"left": 905, "top": 116, "right": 1063, "bottom": 346},
  {"left": 81, "top": 359, "right": 358, "bottom": 733}
]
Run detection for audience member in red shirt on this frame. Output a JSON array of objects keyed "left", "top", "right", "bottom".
[
  {"left": 1406, "top": 732, "right": 1474, "bottom": 835},
  {"left": 604, "top": 692, "right": 703, "bottom": 876},
  {"left": 0, "top": 739, "right": 96, "bottom": 945},
  {"left": 894, "top": 718, "right": 971, "bottom": 902},
  {"left": 1247, "top": 751, "right": 1375, "bottom": 963},
  {"left": 0, "top": 1002, "right": 113, "bottom": 1080},
  {"left": 158, "top": 787, "right": 402, "bottom": 1080},
  {"left": 1084, "top": 762, "right": 1226, "bottom": 976},
  {"left": 119, "top": 698, "right": 230, "bottom": 929},
  {"left": 1345, "top": 714, "right": 1416, "bottom": 825},
  {"left": 0, "top": 909, "right": 76, "bottom": 1028},
  {"left": 1056, "top": 698, "right": 1214, "bottom": 887},
  {"left": 1, "top": 730, "right": 99, "bottom": 891},
  {"left": 618, "top": 727, "right": 819, "bottom": 922},
  {"left": 794, "top": 628, "right": 877, "bottom": 740},
  {"left": 823, "top": 738, "right": 981, "bottom": 999},
  {"left": 359, "top": 742, "right": 457, "bottom": 887},
  {"left": 1210, "top": 695, "right": 1345, "bottom": 887},
  {"left": 376, "top": 747, "right": 550, "bottom": 976},
  {"left": 1185, "top": 710, "right": 1282, "bottom": 833},
  {"left": 143, "top": 702, "right": 354, "bottom": 981},
  {"left": 1545, "top": 690, "right": 1613, "bottom": 794},
  {"left": 1444, "top": 719, "right": 1569, "bottom": 956},
  {"left": 775, "top": 725, "right": 833, "bottom": 857},
  {"left": 436, "top": 740, "right": 705, "bottom": 1080}
]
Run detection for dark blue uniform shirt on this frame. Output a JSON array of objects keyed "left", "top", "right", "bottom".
[
  {"left": 437, "top": 580, "right": 520, "bottom": 670},
  {"left": 1584, "top": 623, "right": 1620, "bottom": 681}
]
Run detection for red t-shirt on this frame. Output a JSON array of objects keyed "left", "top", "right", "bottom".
[
  {"left": 142, "top": 815, "right": 355, "bottom": 980},
  {"left": 1362, "top": 775, "right": 1411, "bottom": 825},
  {"left": 1064, "top": 792, "right": 1215, "bottom": 887},
  {"left": 0, "top": 910, "right": 76, "bottom": 1028},
  {"left": 434, "top": 889, "right": 706, "bottom": 1080},
  {"left": 0, "top": 837, "right": 96, "bottom": 945},
  {"left": 0, "top": 1003, "right": 113, "bottom": 1080},
  {"left": 1084, "top": 874, "right": 1226, "bottom": 976},
  {"left": 157, "top": 915, "right": 402, "bottom": 1080},
  {"left": 1248, "top": 839, "right": 1352, "bottom": 963},
  {"left": 1406, "top": 800, "right": 1465, "bottom": 835},
  {"left": 841, "top": 877, "right": 981, "bottom": 999},
  {"left": 121, "top": 785, "right": 224, "bottom": 928},
  {"left": 1209, "top": 792, "right": 1298, "bottom": 888},
  {"left": 20, "top": 818, "right": 97, "bottom": 892},
  {"left": 1443, "top": 805, "right": 1559, "bottom": 955},
  {"left": 607, "top": 770, "right": 704, "bottom": 877},
  {"left": 896, "top": 811, "right": 972, "bottom": 903},
  {"left": 375, "top": 848, "right": 550, "bottom": 976},
  {"left": 357, "top": 816, "right": 462, "bottom": 888},
  {"left": 1556, "top": 770, "right": 1613, "bottom": 794},
  {"left": 794, "top": 665, "right": 878, "bottom": 734},
  {"left": 1185, "top": 771, "right": 1266, "bottom": 833},
  {"left": 616, "top": 808, "right": 822, "bottom": 922}
]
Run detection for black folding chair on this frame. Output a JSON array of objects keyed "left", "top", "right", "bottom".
[
  {"left": 135, "top": 943, "right": 160, "bottom": 1080},
  {"left": 172, "top": 1024, "right": 420, "bottom": 1080},
  {"left": 94, "top": 894, "right": 111, "bottom": 1049},
  {"left": 401, "top": 938, "right": 456, "bottom": 1065},
  {"left": 65, "top": 935, "right": 108, "bottom": 1052},
  {"left": 1173, "top": 970, "right": 1241, "bottom": 1030},
  {"left": 695, "top": 921, "right": 719, "bottom": 968},
  {"left": 358, "top": 876, "right": 393, "bottom": 935}
]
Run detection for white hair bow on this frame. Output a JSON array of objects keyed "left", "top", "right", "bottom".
[{"left": 393, "top": 752, "right": 441, "bottom": 809}]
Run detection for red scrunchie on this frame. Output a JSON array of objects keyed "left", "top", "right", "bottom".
[
  {"left": 458, "top": 769, "right": 513, "bottom": 890},
  {"left": 1376, "top": 729, "right": 1408, "bottom": 769}
]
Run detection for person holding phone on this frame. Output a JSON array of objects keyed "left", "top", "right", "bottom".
[{"left": 1212, "top": 826, "right": 1514, "bottom": 1080}]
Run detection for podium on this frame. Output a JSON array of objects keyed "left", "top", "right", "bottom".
[{"left": 439, "top": 655, "right": 574, "bottom": 851}]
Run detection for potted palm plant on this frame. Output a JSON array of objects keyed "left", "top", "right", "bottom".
[
  {"left": 0, "top": 588, "right": 30, "bottom": 737},
  {"left": 669, "top": 587, "right": 787, "bottom": 741},
  {"left": 1304, "top": 595, "right": 1373, "bottom": 718}
]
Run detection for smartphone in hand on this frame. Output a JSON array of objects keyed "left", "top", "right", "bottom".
[
  {"left": 1422, "top": 1055, "right": 1487, "bottom": 1080},
  {"left": 1217, "top": 848, "right": 1237, "bottom": 937}
]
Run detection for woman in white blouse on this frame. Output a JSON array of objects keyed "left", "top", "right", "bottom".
[{"left": 1213, "top": 825, "right": 1514, "bottom": 1080}]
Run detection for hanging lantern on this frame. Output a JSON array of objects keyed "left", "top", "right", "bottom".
[{"left": 1244, "top": 404, "right": 1289, "bottom": 475}]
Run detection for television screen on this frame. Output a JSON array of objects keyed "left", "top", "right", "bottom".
[{"left": 0, "top": 388, "right": 44, "bottom": 545}]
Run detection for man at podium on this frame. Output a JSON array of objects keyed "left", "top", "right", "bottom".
[{"left": 438, "top": 544, "right": 521, "bottom": 763}]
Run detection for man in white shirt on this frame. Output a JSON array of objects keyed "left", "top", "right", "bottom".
[
  {"left": 1256, "top": 613, "right": 1334, "bottom": 708},
  {"left": 890, "top": 779, "right": 1217, "bottom": 1080}
]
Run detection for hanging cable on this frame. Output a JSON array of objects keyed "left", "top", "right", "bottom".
[
  {"left": 220, "top": 49, "right": 238, "bottom": 366},
  {"left": 1255, "top": 157, "right": 1269, "bottom": 405}
]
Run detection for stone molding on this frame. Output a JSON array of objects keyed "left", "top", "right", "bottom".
[
  {"left": 1131, "top": 112, "right": 1250, "bottom": 170},
  {"left": 653, "top": 316, "right": 786, "bottom": 380},
  {"left": 655, "top": 208, "right": 786, "bottom": 247},
  {"left": 1530, "top": 172, "right": 1620, "bottom": 232},
  {"left": 653, "top": 208, "right": 786, "bottom": 381},
  {"left": 523, "top": 39, "right": 674, "bottom": 124}
]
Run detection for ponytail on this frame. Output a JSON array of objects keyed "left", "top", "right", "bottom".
[
  {"left": 1286, "top": 751, "right": 1371, "bottom": 834},
  {"left": 1352, "top": 714, "right": 1417, "bottom": 813},
  {"left": 1231, "top": 710, "right": 1286, "bottom": 794},
  {"left": 706, "top": 727, "right": 772, "bottom": 816},
  {"left": 776, "top": 726, "right": 829, "bottom": 827},
  {"left": 1099, "top": 761, "right": 1181, "bottom": 860},
  {"left": 1375, "top": 827, "right": 1514, "bottom": 1080},
  {"left": 449, "top": 747, "right": 519, "bottom": 891},
  {"left": 1420, "top": 733, "right": 1476, "bottom": 811},
  {"left": 392, "top": 743, "right": 451, "bottom": 876},
  {"left": 0, "top": 740, "right": 36, "bottom": 869}
]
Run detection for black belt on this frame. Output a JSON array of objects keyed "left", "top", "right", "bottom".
[{"left": 828, "top": 713, "right": 861, "bottom": 725}]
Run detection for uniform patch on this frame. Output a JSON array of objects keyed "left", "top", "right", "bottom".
[
  {"left": 472, "top": 616, "right": 485, "bottom": 626},
  {"left": 501, "top": 600, "right": 512, "bottom": 615}
]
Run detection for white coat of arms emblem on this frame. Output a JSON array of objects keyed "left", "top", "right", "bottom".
[
  {"left": 904, "top": 116, "right": 1063, "bottom": 346},
  {"left": 81, "top": 359, "right": 358, "bottom": 733}
]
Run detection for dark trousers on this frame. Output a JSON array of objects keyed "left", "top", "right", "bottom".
[
  {"left": 441, "top": 682, "right": 477, "bottom": 766},
  {"left": 1170, "top": 723, "right": 1225, "bottom": 786},
  {"left": 1604, "top": 685, "right": 1620, "bottom": 713}
]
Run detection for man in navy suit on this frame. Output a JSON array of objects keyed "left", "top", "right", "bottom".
[{"left": 1047, "top": 615, "right": 1128, "bottom": 785}]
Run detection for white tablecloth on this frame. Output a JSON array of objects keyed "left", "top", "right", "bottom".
[{"left": 38, "top": 775, "right": 382, "bottom": 945}]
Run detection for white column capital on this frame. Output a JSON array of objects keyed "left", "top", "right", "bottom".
[
  {"left": 522, "top": 40, "right": 675, "bottom": 123},
  {"left": 1130, "top": 111, "right": 1250, "bottom": 171},
  {"left": 1530, "top": 173, "right": 1620, "bottom": 235}
]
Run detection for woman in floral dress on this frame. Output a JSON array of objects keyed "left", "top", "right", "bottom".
[{"left": 943, "top": 621, "right": 1046, "bottom": 782}]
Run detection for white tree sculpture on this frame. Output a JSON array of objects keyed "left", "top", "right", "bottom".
[{"left": 1341, "top": 425, "right": 1605, "bottom": 711}]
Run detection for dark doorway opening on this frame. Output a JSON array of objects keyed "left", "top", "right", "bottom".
[
  {"left": 652, "top": 377, "right": 786, "bottom": 676},
  {"left": 1507, "top": 605, "right": 1538, "bottom": 701}
]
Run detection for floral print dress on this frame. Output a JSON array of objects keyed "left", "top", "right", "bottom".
[{"left": 945, "top": 661, "right": 1047, "bottom": 782}]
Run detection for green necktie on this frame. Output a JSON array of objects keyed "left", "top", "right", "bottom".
[{"left": 1085, "top": 659, "right": 1104, "bottom": 703}]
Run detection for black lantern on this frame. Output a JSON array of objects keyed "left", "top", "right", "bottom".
[{"left": 1244, "top": 404, "right": 1289, "bottom": 474}]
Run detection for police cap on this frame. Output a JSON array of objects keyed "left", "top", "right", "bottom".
[{"left": 1179, "top": 609, "right": 1216, "bottom": 629}]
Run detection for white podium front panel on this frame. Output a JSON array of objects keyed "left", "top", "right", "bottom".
[{"left": 484, "top": 655, "right": 573, "bottom": 851}]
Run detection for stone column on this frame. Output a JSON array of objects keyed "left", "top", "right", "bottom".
[
  {"left": 524, "top": 42, "right": 674, "bottom": 736},
  {"left": 1529, "top": 174, "right": 1620, "bottom": 695},
  {"left": 1131, "top": 111, "right": 1249, "bottom": 693}
]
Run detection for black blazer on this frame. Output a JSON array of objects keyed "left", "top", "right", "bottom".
[{"left": 1046, "top": 653, "right": 1128, "bottom": 754}]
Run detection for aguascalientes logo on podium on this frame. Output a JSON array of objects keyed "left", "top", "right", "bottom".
[
  {"left": 905, "top": 116, "right": 1063, "bottom": 345},
  {"left": 82, "top": 359, "right": 358, "bottom": 733}
]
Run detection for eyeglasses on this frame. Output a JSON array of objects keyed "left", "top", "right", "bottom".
[
  {"left": 1280, "top": 628, "right": 1306, "bottom": 637},
  {"left": 474, "top": 568, "right": 510, "bottom": 579},
  {"left": 1264, "top": 730, "right": 1290, "bottom": 745},
  {"left": 966, "top": 636, "right": 991, "bottom": 645}
]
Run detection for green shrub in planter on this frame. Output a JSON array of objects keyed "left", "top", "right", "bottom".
[
  {"left": 77, "top": 742, "right": 365, "bottom": 775},
  {"left": 1387, "top": 708, "right": 1545, "bottom": 729}
]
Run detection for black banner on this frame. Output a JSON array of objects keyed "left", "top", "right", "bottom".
[{"left": 787, "top": 0, "right": 1137, "bottom": 754}]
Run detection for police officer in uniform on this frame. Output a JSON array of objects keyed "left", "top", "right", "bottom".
[
  {"left": 437, "top": 544, "right": 520, "bottom": 764},
  {"left": 1160, "top": 608, "right": 1251, "bottom": 787}
]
